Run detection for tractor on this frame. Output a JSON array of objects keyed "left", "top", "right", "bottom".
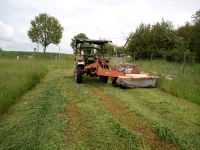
[{"left": 74, "top": 39, "right": 125, "bottom": 84}]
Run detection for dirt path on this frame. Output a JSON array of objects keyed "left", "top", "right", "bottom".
[{"left": 89, "top": 85, "right": 178, "bottom": 150}]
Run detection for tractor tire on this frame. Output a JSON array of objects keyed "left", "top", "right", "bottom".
[
  {"left": 99, "top": 76, "right": 109, "bottom": 83},
  {"left": 76, "top": 66, "right": 83, "bottom": 83},
  {"left": 112, "top": 77, "right": 118, "bottom": 86}
]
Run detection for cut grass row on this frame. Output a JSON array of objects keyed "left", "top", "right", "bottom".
[
  {"left": 60, "top": 73, "right": 141, "bottom": 149},
  {"left": 97, "top": 80, "right": 200, "bottom": 150},
  {"left": 130, "top": 60, "right": 200, "bottom": 104}
]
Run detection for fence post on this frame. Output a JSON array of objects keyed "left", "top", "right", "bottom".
[
  {"left": 133, "top": 51, "right": 135, "bottom": 62},
  {"left": 182, "top": 51, "right": 186, "bottom": 75}
]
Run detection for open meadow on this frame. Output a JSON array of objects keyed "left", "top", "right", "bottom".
[{"left": 0, "top": 52, "right": 200, "bottom": 149}]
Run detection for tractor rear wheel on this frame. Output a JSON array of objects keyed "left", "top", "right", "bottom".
[
  {"left": 112, "top": 77, "right": 118, "bottom": 86},
  {"left": 99, "top": 76, "right": 108, "bottom": 83},
  {"left": 75, "top": 66, "right": 83, "bottom": 83}
]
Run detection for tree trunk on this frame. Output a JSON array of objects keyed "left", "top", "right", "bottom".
[{"left": 43, "top": 45, "right": 46, "bottom": 53}]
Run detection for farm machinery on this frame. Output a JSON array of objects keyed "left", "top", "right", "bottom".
[{"left": 74, "top": 39, "right": 125, "bottom": 84}]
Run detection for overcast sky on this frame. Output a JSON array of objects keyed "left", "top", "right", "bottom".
[{"left": 0, "top": 0, "right": 199, "bottom": 53}]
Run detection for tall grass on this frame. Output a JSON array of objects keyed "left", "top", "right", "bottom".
[
  {"left": 0, "top": 60, "right": 48, "bottom": 114},
  {"left": 133, "top": 60, "right": 200, "bottom": 104}
]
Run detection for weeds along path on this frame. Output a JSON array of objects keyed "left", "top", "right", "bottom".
[{"left": 88, "top": 83, "right": 178, "bottom": 150}]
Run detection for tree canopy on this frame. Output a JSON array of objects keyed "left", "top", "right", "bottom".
[
  {"left": 127, "top": 9, "right": 200, "bottom": 62},
  {"left": 28, "top": 13, "right": 64, "bottom": 53},
  {"left": 70, "top": 33, "right": 88, "bottom": 50}
]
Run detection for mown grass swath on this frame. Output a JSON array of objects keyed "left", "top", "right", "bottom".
[
  {"left": 0, "top": 60, "right": 48, "bottom": 114},
  {"left": 0, "top": 65, "right": 140, "bottom": 149},
  {"left": 101, "top": 82, "right": 200, "bottom": 149},
  {"left": 131, "top": 60, "right": 200, "bottom": 104}
]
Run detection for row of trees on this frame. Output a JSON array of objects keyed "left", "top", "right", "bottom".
[
  {"left": 126, "top": 10, "right": 200, "bottom": 62},
  {"left": 27, "top": 10, "right": 200, "bottom": 63}
]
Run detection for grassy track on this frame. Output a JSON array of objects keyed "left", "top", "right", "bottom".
[{"left": 0, "top": 58, "right": 199, "bottom": 149}]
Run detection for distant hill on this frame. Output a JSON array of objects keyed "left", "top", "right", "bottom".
[{"left": 0, "top": 50, "right": 72, "bottom": 60}]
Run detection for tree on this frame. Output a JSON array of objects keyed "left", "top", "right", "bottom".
[
  {"left": 151, "top": 20, "right": 175, "bottom": 50},
  {"left": 126, "top": 10, "right": 200, "bottom": 62},
  {"left": 192, "top": 9, "right": 200, "bottom": 24},
  {"left": 191, "top": 10, "right": 200, "bottom": 62},
  {"left": 176, "top": 22, "right": 193, "bottom": 49},
  {"left": 104, "top": 43, "right": 115, "bottom": 56},
  {"left": 127, "top": 20, "right": 180, "bottom": 60},
  {"left": 127, "top": 23, "right": 152, "bottom": 59},
  {"left": 70, "top": 33, "right": 89, "bottom": 54},
  {"left": 116, "top": 46, "right": 127, "bottom": 56},
  {"left": 28, "top": 13, "right": 64, "bottom": 53}
]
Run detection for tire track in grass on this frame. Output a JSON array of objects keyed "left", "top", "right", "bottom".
[
  {"left": 89, "top": 84, "right": 178, "bottom": 150},
  {"left": 65, "top": 102, "right": 88, "bottom": 146},
  {"left": 57, "top": 73, "right": 90, "bottom": 149}
]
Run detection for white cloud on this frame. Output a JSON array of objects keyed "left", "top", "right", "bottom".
[{"left": 0, "top": 21, "right": 14, "bottom": 41}]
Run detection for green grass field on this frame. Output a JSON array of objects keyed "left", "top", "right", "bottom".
[{"left": 0, "top": 53, "right": 200, "bottom": 149}]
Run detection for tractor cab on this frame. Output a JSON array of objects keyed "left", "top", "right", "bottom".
[{"left": 75, "top": 39, "right": 110, "bottom": 64}]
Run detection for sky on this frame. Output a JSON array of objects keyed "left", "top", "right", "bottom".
[{"left": 0, "top": 0, "right": 199, "bottom": 54}]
